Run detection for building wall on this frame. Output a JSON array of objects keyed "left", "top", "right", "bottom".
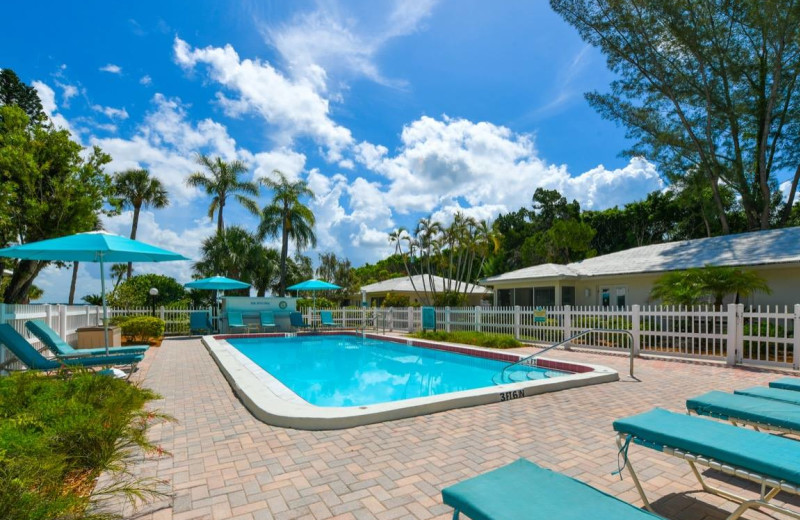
[{"left": 486, "top": 264, "right": 800, "bottom": 308}]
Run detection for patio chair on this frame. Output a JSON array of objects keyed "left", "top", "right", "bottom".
[
  {"left": 613, "top": 408, "right": 800, "bottom": 520},
  {"left": 226, "top": 311, "right": 247, "bottom": 334},
  {"left": 189, "top": 312, "right": 213, "bottom": 335},
  {"left": 736, "top": 385, "right": 800, "bottom": 406},
  {"left": 0, "top": 324, "right": 144, "bottom": 373},
  {"left": 770, "top": 377, "right": 800, "bottom": 392},
  {"left": 442, "top": 458, "right": 662, "bottom": 520},
  {"left": 686, "top": 390, "right": 800, "bottom": 436},
  {"left": 259, "top": 311, "right": 276, "bottom": 332},
  {"left": 26, "top": 320, "right": 148, "bottom": 357},
  {"left": 319, "top": 310, "right": 339, "bottom": 328},
  {"left": 289, "top": 312, "right": 309, "bottom": 330}
]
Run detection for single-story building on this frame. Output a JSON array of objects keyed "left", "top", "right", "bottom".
[
  {"left": 361, "top": 274, "right": 490, "bottom": 307},
  {"left": 480, "top": 227, "right": 800, "bottom": 307}
]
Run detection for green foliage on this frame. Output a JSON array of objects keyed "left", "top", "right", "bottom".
[
  {"left": 0, "top": 372, "right": 170, "bottom": 519},
  {"left": 297, "top": 296, "right": 336, "bottom": 309},
  {"left": 258, "top": 170, "right": 317, "bottom": 296},
  {"left": 550, "top": 0, "right": 800, "bottom": 231},
  {"left": 120, "top": 316, "right": 165, "bottom": 343},
  {"left": 521, "top": 219, "right": 596, "bottom": 265},
  {"left": 0, "top": 104, "right": 112, "bottom": 303},
  {"left": 410, "top": 330, "right": 522, "bottom": 349},
  {"left": 651, "top": 266, "right": 772, "bottom": 306},
  {"left": 0, "top": 68, "right": 46, "bottom": 126},
  {"left": 432, "top": 291, "right": 467, "bottom": 307},
  {"left": 82, "top": 294, "right": 104, "bottom": 306},
  {"left": 108, "top": 274, "right": 187, "bottom": 308},
  {"left": 381, "top": 292, "right": 410, "bottom": 307}
]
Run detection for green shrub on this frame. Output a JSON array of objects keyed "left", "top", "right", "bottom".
[
  {"left": 382, "top": 293, "right": 410, "bottom": 307},
  {"left": 410, "top": 330, "right": 522, "bottom": 349},
  {"left": 120, "top": 316, "right": 165, "bottom": 343},
  {"left": 108, "top": 315, "right": 132, "bottom": 327},
  {"left": 0, "top": 372, "right": 170, "bottom": 519}
]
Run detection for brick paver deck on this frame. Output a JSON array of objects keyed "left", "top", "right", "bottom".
[{"left": 114, "top": 337, "right": 800, "bottom": 520}]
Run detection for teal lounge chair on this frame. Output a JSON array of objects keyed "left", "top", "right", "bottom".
[
  {"left": 687, "top": 390, "right": 800, "bottom": 435},
  {"left": 0, "top": 324, "right": 143, "bottom": 372},
  {"left": 289, "top": 312, "right": 309, "bottom": 330},
  {"left": 259, "top": 311, "right": 276, "bottom": 332},
  {"left": 771, "top": 377, "right": 800, "bottom": 392},
  {"left": 26, "top": 320, "right": 148, "bottom": 358},
  {"left": 319, "top": 310, "right": 339, "bottom": 328},
  {"left": 442, "top": 458, "right": 661, "bottom": 520},
  {"left": 189, "top": 312, "right": 213, "bottom": 335},
  {"left": 614, "top": 408, "right": 800, "bottom": 520},
  {"left": 736, "top": 385, "right": 800, "bottom": 406},
  {"left": 226, "top": 311, "right": 247, "bottom": 333}
]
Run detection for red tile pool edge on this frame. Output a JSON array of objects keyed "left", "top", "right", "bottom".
[{"left": 211, "top": 331, "right": 594, "bottom": 374}]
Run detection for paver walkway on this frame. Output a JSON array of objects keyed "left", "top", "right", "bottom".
[{"left": 115, "top": 337, "right": 800, "bottom": 520}]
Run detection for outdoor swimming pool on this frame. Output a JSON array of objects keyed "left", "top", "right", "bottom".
[
  {"left": 204, "top": 332, "right": 618, "bottom": 429},
  {"left": 226, "top": 335, "right": 566, "bottom": 407}
]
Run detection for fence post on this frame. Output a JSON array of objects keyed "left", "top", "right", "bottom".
[
  {"left": 58, "top": 304, "right": 67, "bottom": 339},
  {"left": 475, "top": 306, "right": 482, "bottom": 333},
  {"left": 159, "top": 306, "right": 165, "bottom": 320},
  {"left": 631, "top": 305, "right": 641, "bottom": 356},
  {"left": 794, "top": 304, "right": 800, "bottom": 371},
  {"left": 389, "top": 307, "right": 394, "bottom": 331},
  {"left": 95, "top": 306, "right": 100, "bottom": 326},
  {"left": 408, "top": 306, "right": 413, "bottom": 332},
  {"left": 725, "top": 303, "right": 738, "bottom": 366},
  {"left": 563, "top": 305, "right": 572, "bottom": 349},
  {"left": 513, "top": 305, "right": 521, "bottom": 340},
  {"left": 84, "top": 306, "right": 90, "bottom": 328},
  {"left": 444, "top": 307, "right": 451, "bottom": 333},
  {"left": 46, "top": 304, "right": 54, "bottom": 330}
]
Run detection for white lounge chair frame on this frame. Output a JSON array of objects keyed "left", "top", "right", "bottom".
[{"left": 616, "top": 433, "right": 800, "bottom": 520}]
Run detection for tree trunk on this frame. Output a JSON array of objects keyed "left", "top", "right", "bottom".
[
  {"left": 68, "top": 261, "right": 79, "bottom": 304},
  {"left": 279, "top": 218, "right": 290, "bottom": 297},
  {"left": 3, "top": 260, "right": 46, "bottom": 303},
  {"left": 127, "top": 205, "right": 141, "bottom": 279},
  {"left": 217, "top": 200, "right": 225, "bottom": 234}
]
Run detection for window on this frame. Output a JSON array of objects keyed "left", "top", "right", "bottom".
[
  {"left": 514, "top": 288, "right": 533, "bottom": 307},
  {"left": 616, "top": 287, "right": 627, "bottom": 307},
  {"left": 497, "top": 289, "right": 512, "bottom": 306},
  {"left": 601, "top": 288, "right": 610, "bottom": 307},
  {"left": 534, "top": 286, "right": 556, "bottom": 307},
  {"left": 561, "top": 286, "right": 575, "bottom": 306}
]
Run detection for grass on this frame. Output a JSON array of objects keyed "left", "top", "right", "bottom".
[
  {"left": 409, "top": 330, "right": 522, "bottom": 349},
  {"left": 0, "top": 370, "right": 171, "bottom": 520}
]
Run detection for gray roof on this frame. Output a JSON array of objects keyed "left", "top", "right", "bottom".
[
  {"left": 361, "top": 274, "right": 489, "bottom": 294},
  {"left": 482, "top": 227, "right": 800, "bottom": 284}
]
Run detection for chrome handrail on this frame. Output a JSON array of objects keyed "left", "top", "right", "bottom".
[{"left": 498, "top": 328, "right": 636, "bottom": 383}]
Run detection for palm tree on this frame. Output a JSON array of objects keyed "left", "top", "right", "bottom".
[
  {"left": 257, "top": 170, "right": 317, "bottom": 296},
  {"left": 112, "top": 169, "right": 170, "bottom": 279},
  {"left": 186, "top": 155, "right": 259, "bottom": 234},
  {"left": 251, "top": 246, "right": 280, "bottom": 297},
  {"left": 110, "top": 263, "right": 127, "bottom": 290}
]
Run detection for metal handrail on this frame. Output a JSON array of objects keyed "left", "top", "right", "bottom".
[{"left": 497, "top": 328, "right": 636, "bottom": 383}]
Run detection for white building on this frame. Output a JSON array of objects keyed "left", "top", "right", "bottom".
[{"left": 361, "top": 275, "right": 490, "bottom": 306}]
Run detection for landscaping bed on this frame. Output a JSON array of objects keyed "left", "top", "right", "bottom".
[{"left": 409, "top": 330, "right": 522, "bottom": 349}]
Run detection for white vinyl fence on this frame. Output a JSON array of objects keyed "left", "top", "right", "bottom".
[{"left": 1, "top": 303, "right": 798, "bottom": 371}]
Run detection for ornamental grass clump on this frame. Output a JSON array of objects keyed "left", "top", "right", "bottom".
[
  {"left": 0, "top": 371, "right": 172, "bottom": 520},
  {"left": 410, "top": 330, "right": 522, "bottom": 349}
]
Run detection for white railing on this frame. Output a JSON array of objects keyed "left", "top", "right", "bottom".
[{"left": 2, "top": 303, "right": 798, "bottom": 371}]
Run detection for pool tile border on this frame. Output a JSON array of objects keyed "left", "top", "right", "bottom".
[{"left": 203, "top": 331, "right": 618, "bottom": 430}]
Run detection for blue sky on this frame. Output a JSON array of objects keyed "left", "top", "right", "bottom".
[{"left": 2, "top": 0, "right": 664, "bottom": 303}]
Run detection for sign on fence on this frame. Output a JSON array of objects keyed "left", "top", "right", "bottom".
[{"left": 533, "top": 307, "right": 547, "bottom": 323}]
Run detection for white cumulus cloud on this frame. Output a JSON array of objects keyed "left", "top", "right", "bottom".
[{"left": 99, "top": 64, "right": 122, "bottom": 74}]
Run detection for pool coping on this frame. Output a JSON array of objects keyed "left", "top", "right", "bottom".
[{"left": 202, "top": 331, "right": 619, "bottom": 430}]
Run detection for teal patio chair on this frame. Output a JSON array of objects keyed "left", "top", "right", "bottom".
[
  {"left": 442, "top": 458, "right": 661, "bottom": 520},
  {"left": 260, "top": 311, "right": 277, "bottom": 332},
  {"left": 26, "top": 320, "right": 148, "bottom": 357},
  {"left": 614, "top": 408, "right": 800, "bottom": 519},
  {"left": 289, "top": 312, "right": 309, "bottom": 330},
  {"left": 686, "top": 390, "right": 800, "bottom": 436},
  {"left": 770, "top": 377, "right": 800, "bottom": 392},
  {"left": 226, "top": 311, "right": 247, "bottom": 333},
  {"left": 319, "top": 310, "right": 339, "bottom": 328},
  {"left": 0, "top": 324, "right": 144, "bottom": 373},
  {"left": 189, "top": 312, "right": 213, "bottom": 335}
]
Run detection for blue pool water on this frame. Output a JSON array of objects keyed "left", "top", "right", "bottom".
[{"left": 226, "top": 335, "right": 567, "bottom": 407}]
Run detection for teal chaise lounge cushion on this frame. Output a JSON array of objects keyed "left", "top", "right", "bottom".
[
  {"left": 687, "top": 390, "right": 800, "bottom": 432},
  {"left": 26, "top": 320, "right": 148, "bottom": 357},
  {"left": 736, "top": 385, "right": 800, "bottom": 406}
]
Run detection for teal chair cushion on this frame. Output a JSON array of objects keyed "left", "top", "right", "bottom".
[
  {"left": 26, "top": 320, "right": 148, "bottom": 356},
  {"left": 736, "top": 386, "right": 800, "bottom": 406},
  {"left": 687, "top": 390, "right": 800, "bottom": 432},
  {"left": 771, "top": 377, "right": 800, "bottom": 392},
  {"left": 442, "top": 459, "right": 661, "bottom": 520},
  {"left": 613, "top": 408, "right": 800, "bottom": 485}
]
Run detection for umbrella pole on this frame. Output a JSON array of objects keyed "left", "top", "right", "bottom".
[{"left": 99, "top": 255, "right": 110, "bottom": 354}]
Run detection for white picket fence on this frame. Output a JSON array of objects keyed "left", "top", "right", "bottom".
[{"left": 1, "top": 303, "right": 798, "bottom": 371}]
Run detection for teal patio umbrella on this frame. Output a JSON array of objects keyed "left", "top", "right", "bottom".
[
  {"left": 0, "top": 231, "right": 189, "bottom": 352},
  {"left": 287, "top": 279, "right": 341, "bottom": 308},
  {"left": 185, "top": 276, "right": 250, "bottom": 328}
]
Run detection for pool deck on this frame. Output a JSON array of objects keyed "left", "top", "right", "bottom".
[{"left": 116, "top": 336, "right": 800, "bottom": 520}]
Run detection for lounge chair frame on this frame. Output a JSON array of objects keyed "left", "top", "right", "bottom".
[{"left": 616, "top": 433, "right": 800, "bottom": 520}]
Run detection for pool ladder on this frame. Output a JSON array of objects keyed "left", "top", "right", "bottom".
[{"left": 492, "top": 328, "right": 635, "bottom": 385}]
